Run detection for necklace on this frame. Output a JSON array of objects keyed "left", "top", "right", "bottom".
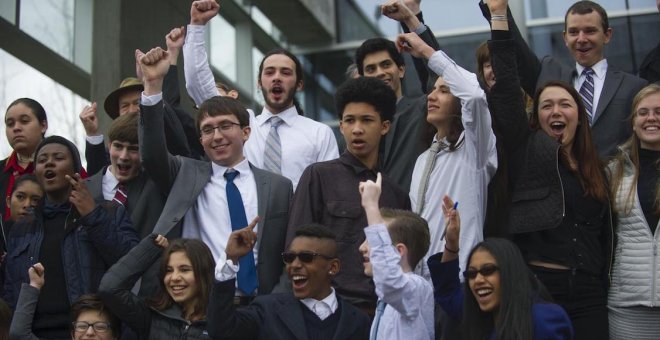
[{"left": 16, "top": 152, "right": 34, "bottom": 165}]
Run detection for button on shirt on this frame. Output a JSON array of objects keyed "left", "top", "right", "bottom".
[
  {"left": 183, "top": 158, "right": 259, "bottom": 265},
  {"left": 574, "top": 59, "right": 608, "bottom": 120},
  {"left": 244, "top": 106, "right": 338, "bottom": 189}
]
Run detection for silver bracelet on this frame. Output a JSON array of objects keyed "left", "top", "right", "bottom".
[{"left": 491, "top": 15, "right": 507, "bottom": 21}]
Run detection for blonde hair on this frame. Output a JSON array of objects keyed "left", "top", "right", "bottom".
[{"left": 609, "top": 84, "right": 660, "bottom": 215}]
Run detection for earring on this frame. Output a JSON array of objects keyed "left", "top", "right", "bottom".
[{"left": 328, "top": 271, "right": 334, "bottom": 275}]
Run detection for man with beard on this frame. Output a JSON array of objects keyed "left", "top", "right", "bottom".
[{"left": 183, "top": 0, "right": 338, "bottom": 189}]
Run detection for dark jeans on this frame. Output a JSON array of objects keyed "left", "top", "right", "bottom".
[{"left": 530, "top": 265, "right": 609, "bottom": 340}]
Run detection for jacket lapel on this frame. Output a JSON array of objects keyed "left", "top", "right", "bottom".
[
  {"left": 251, "top": 164, "right": 269, "bottom": 242},
  {"left": 86, "top": 169, "right": 105, "bottom": 203},
  {"left": 333, "top": 298, "right": 359, "bottom": 340},
  {"left": 383, "top": 97, "right": 408, "bottom": 164},
  {"left": 593, "top": 67, "right": 622, "bottom": 124},
  {"left": 275, "top": 295, "right": 308, "bottom": 340}
]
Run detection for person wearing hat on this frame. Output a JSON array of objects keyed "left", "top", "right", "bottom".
[
  {"left": 80, "top": 27, "right": 203, "bottom": 176},
  {"left": 1, "top": 135, "right": 139, "bottom": 339}
]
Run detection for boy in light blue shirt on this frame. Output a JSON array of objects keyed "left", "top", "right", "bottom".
[{"left": 358, "top": 173, "right": 435, "bottom": 340}]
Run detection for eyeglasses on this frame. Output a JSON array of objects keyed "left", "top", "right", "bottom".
[
  {"left": 281, "top": 251, "right": 336, "bottom": 264},
  {"left": 463, "top": 264, "right": 499, "bottom": 280},
  {"left": 72, "top": 321, "right": 111, "bottom": 333},
  {"left": 200, "top": 122, "right": 241, "bottom": 137}
]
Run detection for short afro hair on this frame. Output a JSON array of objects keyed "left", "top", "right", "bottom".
[{"left": 334, "top": 77, "right": 396, "bottom": 122}]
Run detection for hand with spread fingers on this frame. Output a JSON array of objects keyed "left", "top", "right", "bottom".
[
  {"left": 190, "top": 0, "right": 220, "bottom": 26},
  {"left": 225, "top": 217, "right": 260, "bottom": 264},
  {"left": 67, "top": 173, "right": 95, "bottom": 217}
]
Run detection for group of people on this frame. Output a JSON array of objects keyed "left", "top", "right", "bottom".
[{"left": 0, "top": 0, "right": 658, "bottom": 339}]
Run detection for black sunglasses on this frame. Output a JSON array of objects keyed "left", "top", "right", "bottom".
[
  {"left": 281, "top": 251, "right": 336, "bottom": 264},
  {"left": 463, "top": 264, "right": 499, "bottom": 280}
]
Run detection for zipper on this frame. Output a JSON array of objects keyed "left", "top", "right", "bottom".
[{"left": 555, "top": 146, "right": 565, "bottom": 218}]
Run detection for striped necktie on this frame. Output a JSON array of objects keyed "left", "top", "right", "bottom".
[
  {"left": 415, "top": 141, "right": 445, "bottom": 214},
  {"left": 263, "top": 116, "right": 284, "bottom": 174},
  {"left": 113, "top": 184, "right": 127, "bottom": 206},
  {"left": 579, "top": 67, "right": 595, "bottom": 126}
]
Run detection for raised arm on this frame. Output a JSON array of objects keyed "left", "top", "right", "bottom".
[
  {"left": 98, "top": 234, "right": 167, "bottom": 339},
  {"left": 8, "top": 264, "right": 44, "bottom": 340},
  {"left": 383, "top": 0, "right": 440, "bottom": 93},
  {"left": 183, "top": 0, "right": 221, "bottom": 107},
  {"left": 427, "top": 196, "right": 463, "bottom": 321},
  {"left": 138, "top": 47, "right": 183, "bottom": 193},
  {"left": 478, "top": 0, "right": 541, "bottom": 96}
]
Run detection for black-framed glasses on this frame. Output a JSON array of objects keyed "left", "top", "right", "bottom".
[
  {"left": 281, "top": 251, "right": 336, "bottom": 264},
  {"left": 72, "top": 321, "right": 111, "bottom": 333},
  {"left": 200, "top": 122, "right": 241, "bottom": 137},
  {"left": 463, "top": 264, "right": 499, "bottom": 280}
]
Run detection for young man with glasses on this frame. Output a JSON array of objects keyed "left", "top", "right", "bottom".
[
  {"left": 137, "top": 46, "right": 293, "bottom": 298},
  {"left": 208, "top": 224, "right": 371, "bottom": 340}
]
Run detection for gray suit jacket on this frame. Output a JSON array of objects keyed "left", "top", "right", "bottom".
[
  {"left": 139, "top": 101, "right": 293, "bottom": 294},
  {"left": 478, "top": 1, "right": 648, "bottom": 159}
]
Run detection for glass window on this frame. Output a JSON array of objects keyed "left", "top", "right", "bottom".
[
  {"left": 19, "top": 0, "right": 75, "bottom": 61},
  {"left": 0, "top": 49, "right": 88, "bottom": 164},
  {"left": 209, "top": 15, "right": 237, "bottom": 82},
  {"left": 0, "top": 0, "right": 17, "bottom": 23}
]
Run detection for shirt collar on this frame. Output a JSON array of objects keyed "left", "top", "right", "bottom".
[
  {"left": 258, "top": 105, "right": 297, "bottom": 127},
  {"left": 3, "top": 151, "right": 32, "bottom": 174},
  {"left": 300, "top": 287, "right": 338, "bottom": 314},
  {"left": 211, "top": 157, "right": 250, "bottom": 177},
  {"left": 576, "top": 59, "right": 608, "bottom": 80},
  {"left": 339, "top": 151, "right": 379, "bottom": 175},
  {"left": 103, "top": 167, "right": 120, "bottom": 190}
]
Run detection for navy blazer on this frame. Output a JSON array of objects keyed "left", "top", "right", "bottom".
[{"left": 207, "top": 279, "right": 371, "bottom": 340}]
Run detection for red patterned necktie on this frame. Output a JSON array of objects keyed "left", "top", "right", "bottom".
[{"left": 113, "top": 184, "right": 127, "bottom": 206}]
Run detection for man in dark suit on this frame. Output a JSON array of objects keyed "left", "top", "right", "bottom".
[
  {"left": 480, "top": 0, "right": 647, "bottom": 159},
  {"left": 208, "top": 224, "right": 370, "bottom": 340},
  {"left": 137, "top": 46, "right": 293, "bottom": 296}
]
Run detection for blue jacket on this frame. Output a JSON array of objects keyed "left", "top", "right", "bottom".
[
  {"left": 427, "top": 254, "right": 573, "bottom": 340},
  {"left": 2, "top": 203, "right": 139, "bottom": 309}
]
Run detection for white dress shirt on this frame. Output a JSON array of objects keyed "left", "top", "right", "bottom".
[
  {"left": 575, "top": 58, "right": 608, "bottom": 119},
  {"left": 182, "top": 158, "right": 259, "bottom": 266},
  {"left": 409, "top": 50, "right": 498, "bottom": 279},
  {"left": 183, "top": 24, "right": 339, "bottom": 189},
  {"left": 101, "top": 168, "right": 120, "bottom": 201},
  {"left": 244, "top": 106, "right": 338, "bottom": 189},
  {"left": 365, "top": 224, "right": 434, "bottom": 340}
]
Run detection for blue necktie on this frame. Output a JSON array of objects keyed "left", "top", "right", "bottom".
[
  {"left": 224, "top": 169, "right": 258, "bottom": 295},
  {"left": 370, "top": 299, "right": 387, "bottom": 340}
]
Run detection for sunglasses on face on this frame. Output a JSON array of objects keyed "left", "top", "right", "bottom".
[
  {"left": 281, "top": 251, "right": 336, "bottom": 264},
  {"left": 463, "top": 264, "right": 499, "bottom": 280}
]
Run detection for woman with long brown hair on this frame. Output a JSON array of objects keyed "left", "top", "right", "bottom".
[
  {"left": 99, "top": 235, "right": 215, "bottom": 339},
  {"left": 485, "top": 1, "right": 612, "bottom": 338}
]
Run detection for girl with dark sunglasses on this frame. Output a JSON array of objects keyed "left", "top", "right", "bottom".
[{"left": 427, "top": 196, "right": 573, "bottom": 340}]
